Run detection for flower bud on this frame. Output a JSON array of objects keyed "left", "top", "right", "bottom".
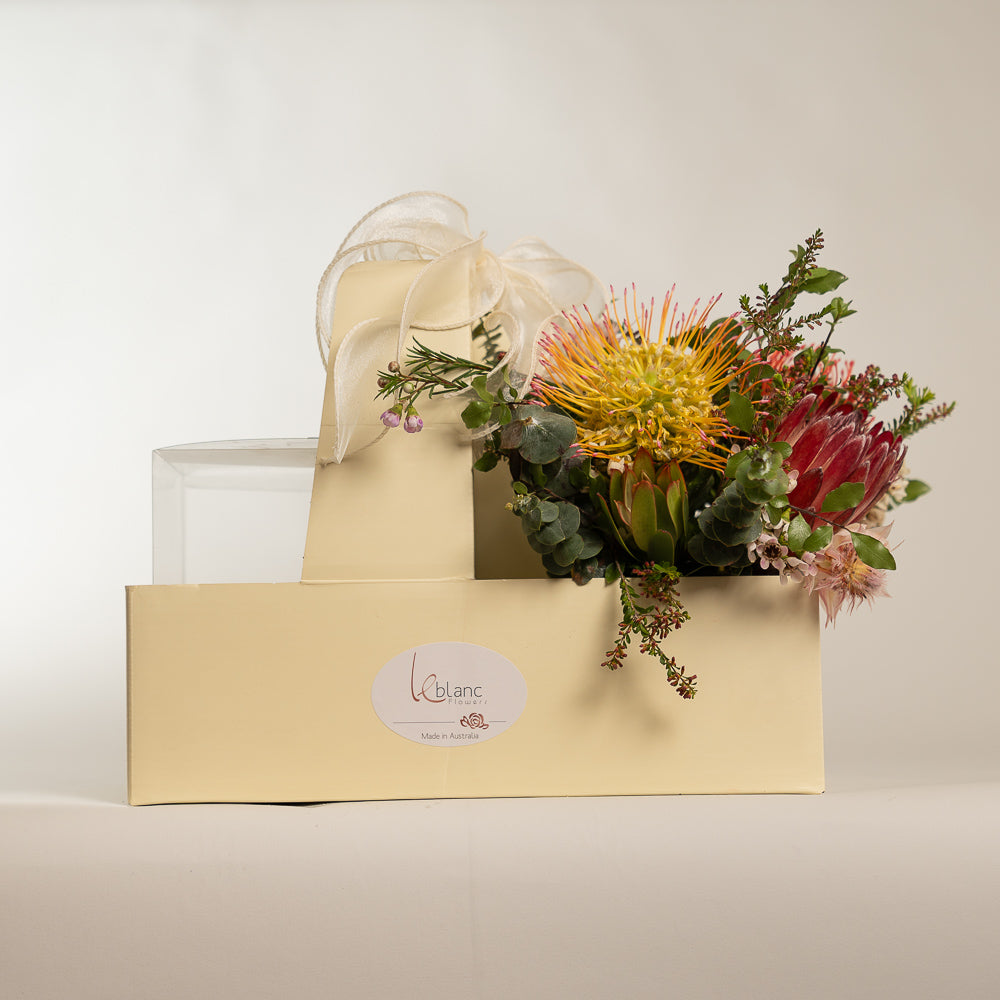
[
  {"left": 380, "top": 406, "right": 402, "bottom": 428},
  {"left": 403, "top": 412, "right": 423, "bottom": 434},
  {"left": 387, "top": 360, "right": 400, "bottom": 373}
]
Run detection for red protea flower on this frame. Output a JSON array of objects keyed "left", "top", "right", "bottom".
[{"left": 773, "top": 392, "right": 906, "bottom": 526}]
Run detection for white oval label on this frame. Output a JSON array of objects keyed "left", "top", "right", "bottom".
[{"left": 371, "top": 642, "right": 527, "bottom": 747}]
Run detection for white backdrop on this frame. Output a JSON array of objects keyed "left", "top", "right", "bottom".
[
  {"left": 3, "top": 4, "right": 999, "bottom": 998},
  {"left": 2, "top": 0, "right": 996, "bottom": 799}
]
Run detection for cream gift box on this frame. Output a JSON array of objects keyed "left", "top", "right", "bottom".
[{"left": 126, "top": 258, "right": 824, "bottom": 805}]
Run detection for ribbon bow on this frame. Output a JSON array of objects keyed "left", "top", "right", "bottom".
[{"left": 316, "top": 192, "right": 607, "bottom": 463}]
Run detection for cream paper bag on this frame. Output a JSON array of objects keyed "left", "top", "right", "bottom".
[{"left": 303, "top": 259, "right": 475, "bottom": 582}]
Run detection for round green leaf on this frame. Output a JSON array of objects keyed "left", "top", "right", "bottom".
[
  {"left": 803, "top": 524, "right": 833, "bottom": 552},
  {"left": 461, "top": 398, "right": 493, "bottom": 429},
  {"left": 787, "top": 513, "right": 811, "bottom": 552},
  {"left": 726, "top": 391, "right": 755, "bottom": 433},
  {"left": 553, "top": 533, "right": 585, "bottom": 566},
  {"left": 557, "top": 503, "right": 581, "bottom": 537},
  {"left": 850, "top": 531, "right": 896, "bottom": 570},
  {"left": 821, "top": 481, "right": 865, "bottom": 513},
  {"left": 538, "top": 501, "right": 560, "bottom": 523}
]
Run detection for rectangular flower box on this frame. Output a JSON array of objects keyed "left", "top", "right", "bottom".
[
  {"left": 126, "top": 255, "right": 824, "bottom": 804},
  {"left": 127, "top": 575, "right": 822, "bottom": 804}
]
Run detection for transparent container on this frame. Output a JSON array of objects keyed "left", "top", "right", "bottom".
[{"left": 152, "top": 439, "right": 317, "bottom": 584}]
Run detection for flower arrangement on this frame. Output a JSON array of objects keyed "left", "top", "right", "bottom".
[{"left": 374, "top": 232, "right": 953, "bottom": 698}]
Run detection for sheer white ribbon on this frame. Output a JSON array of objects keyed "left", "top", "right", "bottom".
[{"left": 316, "top": 192, "right": 606, "bottom": 464}]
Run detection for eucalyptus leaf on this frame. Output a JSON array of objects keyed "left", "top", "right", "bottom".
[
  {"left": 500, "top": 420, "right": 525, "bottom": 450},
  {"left": 542, "top": 460, "right": 580, "bottom": 499},
  {"left": 541, "top": 553, "right": 572, "bottom": 576},
  {"left": 568, "top": 464, "right": 590, "bottom": 490},
  {"left": 522, "top": 506, "right": 543, "bottom": 532},
  {"left": 518, "top": 413, "right": 576, "bottom": 464},
  {"left": 557, "top": 503, "right": 582, "bottom": 537},
  {"left": 577, "top": 528, "right": 604, "bottom": 560},
  {"left": 526, "top": 533, "right": 556, "bottom": 554},
  {"left": 688, "top": 529, "right": 750, "bottom": 568},
  {"left": 538, "top": 501, "right": 560, "bottom": 523},
  {"left": 553, "top": 533, "right": 585, "bottom": 566},
  {"left": 536, "top": 521, "right": 567, "bottom": 545},
  {"left": 571, "top": 557, "right": 601, "bottom": 584},
  {"left": 726, "top": 449, "right": 752, "bottom": 478}
]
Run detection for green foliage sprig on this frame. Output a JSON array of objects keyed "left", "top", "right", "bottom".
[
  {"left": 472, "top": 317, "right": 506, "bottom": 366},
  {"left": 738, "top": 231, "right": 851, "bottom": 355},
  {"left": 687, "top": 444, "right": 791, "bottom": 568},
  {"left": 781, "top": 483, "right": 897, "bottom": 570},
  {"left": 602, "top": 564, "right": 695, "bottom": 699},
  {"left": 375, "top": 339, "right": 497, "bottom": 416},
  {"left": 892, "top": 377, "right": 957, "bottom": 439}
]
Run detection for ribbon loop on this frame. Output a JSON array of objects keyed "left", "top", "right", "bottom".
[{"left": 317, "top": 192, "right": 606, "bottom": 463}]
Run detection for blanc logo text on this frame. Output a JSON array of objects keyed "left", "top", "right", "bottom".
[{"left": 409, "top": 652, "right": 485, "bottom": 705}]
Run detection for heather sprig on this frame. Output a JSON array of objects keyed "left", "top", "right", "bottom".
[
  {"left": 376, "top": 339, "right": 512, "bottom": 435},
  {"left": 376, "top": 339, "right": 495, "bottom": 402},
  {"left": 891, "top": 377, "right": 956, "bottom": 439},
  {"left": 603, "top": 564, "right": 695, "bottom": 699}
]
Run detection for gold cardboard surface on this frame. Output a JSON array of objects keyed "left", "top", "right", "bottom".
[
  {"left": 302, "top": 259, "right": 474, "bottom": 582},
  {"left": 127, "top": 576, "right": 823, "bottom": 804}
]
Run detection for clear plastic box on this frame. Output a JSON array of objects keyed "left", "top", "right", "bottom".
[{"left": 152, "top": 439, "right": 317, "bottom": 585}]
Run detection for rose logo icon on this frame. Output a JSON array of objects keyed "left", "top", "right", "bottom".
[{"left": 460, "top": 713, "right": 489, "bottom": 730}]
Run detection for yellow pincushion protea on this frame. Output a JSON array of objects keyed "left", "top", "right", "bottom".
[{"left": 534, "top": 288, "right": 749, "bottom": 470}]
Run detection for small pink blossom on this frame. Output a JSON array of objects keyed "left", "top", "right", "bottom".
[
  {"left": 403, "top": 412, "right": 423, "bottom": 433},
  {"left": 380, "top": 408, "right": 402, "bottom": 428},
  {"left": 748, "top": 532, "right": 789, "bottom": 571},
  {"left": 749, "top": 531, "right": 818, "bottom": 583},
  {"left": 807, "top": 523, "right": 893, "bottom": 625}
]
